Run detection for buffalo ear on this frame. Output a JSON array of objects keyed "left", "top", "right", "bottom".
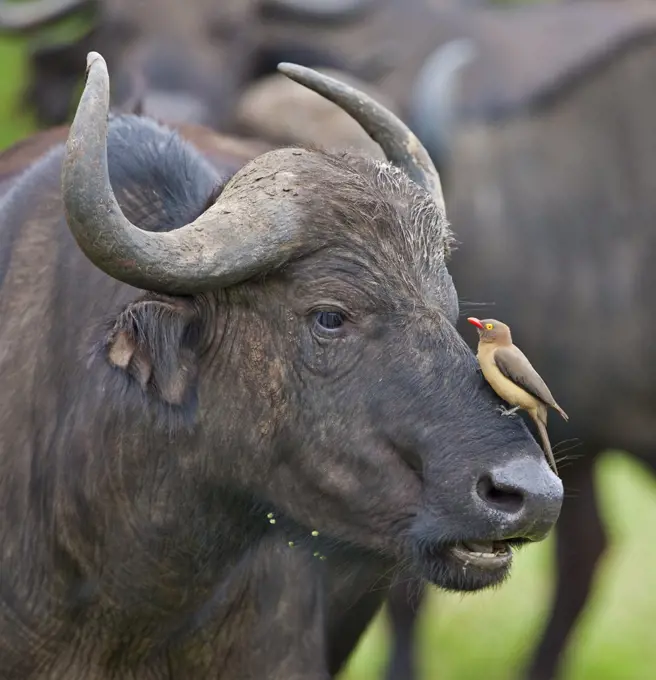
[{"left": 105, "top": 295, "right": 201, "bottom": 406}]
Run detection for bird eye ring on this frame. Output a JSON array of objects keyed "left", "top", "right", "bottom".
[{"left": 485, "top": 323, "right": 494, "bottom": 330}]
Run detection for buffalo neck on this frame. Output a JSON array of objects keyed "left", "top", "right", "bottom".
[{"left": 47, "top": 298, "right": 277, "bottom": 626}]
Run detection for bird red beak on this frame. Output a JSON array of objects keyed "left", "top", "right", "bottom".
[{"left": 467, "top": 317, "right": 485, "bottom": 330}]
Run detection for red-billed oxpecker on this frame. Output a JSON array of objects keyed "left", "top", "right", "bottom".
[{"left": 467, "top": 317, "right": 568, "bottom": 475}]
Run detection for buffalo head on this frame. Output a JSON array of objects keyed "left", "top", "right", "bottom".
[
  {"left": 62, "top": 52, "right": 562, "bottom": 591},
  {"left": 0, "top": 0, "right": 258, "bottom": 128}
]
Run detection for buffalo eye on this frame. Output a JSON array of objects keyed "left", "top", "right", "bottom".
[{"left": 313, "top": 310, "right": 345, "bottom": 336}]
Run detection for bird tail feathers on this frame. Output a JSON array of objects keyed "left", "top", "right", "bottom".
[
  {"left": 535, "top": 418, "right": 559, "bottom": 476},
  {"left": 553, "top": 403, "right": 569, "bottom": 422}
]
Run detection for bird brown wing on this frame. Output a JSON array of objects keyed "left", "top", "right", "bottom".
[{"left": 493, "top": 346, "right": 558, "bottom": 408}]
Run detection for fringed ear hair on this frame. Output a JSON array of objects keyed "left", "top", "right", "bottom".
[{"left": 106, "top": 295, "right": 201, "bottom": 407}]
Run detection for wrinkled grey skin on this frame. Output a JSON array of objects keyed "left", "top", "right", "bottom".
[{"left": 0, "top": 57, "right": 563, "bottom": 678}]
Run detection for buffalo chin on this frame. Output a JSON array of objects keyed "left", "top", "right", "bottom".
[{"left": 418, "top": 541, "right": 514, "bottom": 592}]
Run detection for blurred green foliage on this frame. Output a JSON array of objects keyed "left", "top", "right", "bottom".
[
  {"left": 0, "top": 38, "right": 35, "bottom": 147},
  {"left": 0, "top": 29, "right": 655, "bottom": 680}
]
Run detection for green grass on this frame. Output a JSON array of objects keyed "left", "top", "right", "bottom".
[
  {"left": 341, "top": 452, "right": 656, "bottom": 680},
  {"left": 0, "top": 34, "right": 655, "bottom": 680}
]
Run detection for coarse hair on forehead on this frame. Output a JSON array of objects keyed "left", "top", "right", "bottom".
[
  {"left": 319, "top": 150, "right": 455, "bottom": 286},
  {"left": 372, "top": 158, "right": 453, "bottom": 271}
]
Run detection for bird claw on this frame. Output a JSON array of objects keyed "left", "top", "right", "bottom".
[{"left": 497, "top": 406, "right": 520, "bottom": 418}]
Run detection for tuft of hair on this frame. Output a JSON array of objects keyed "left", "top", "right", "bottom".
[
  {"left": 371, "top": 158, "right": 454, "bottom": 274},
  {"left": 322, "top": 151, "right": 456, "bottom": 312}
]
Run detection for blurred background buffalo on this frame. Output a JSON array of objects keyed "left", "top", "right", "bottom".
[{"left": 0, "top": 0, "right": 654, "bottom": 679}]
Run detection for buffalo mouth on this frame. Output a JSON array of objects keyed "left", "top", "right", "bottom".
[
  {"left": 416, "top": 538, "right": 515, "bottom": 591},
  {"left": 448, "top": 540, "right": 512, "bottom": 570}
]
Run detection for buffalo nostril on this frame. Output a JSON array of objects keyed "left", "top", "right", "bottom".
[{"left": 476, "top": 474, "right": 525, "bottom": 515}]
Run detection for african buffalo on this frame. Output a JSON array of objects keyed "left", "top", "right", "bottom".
[{"left": 0, "top": 51, "right": 562, "bottom": 678}]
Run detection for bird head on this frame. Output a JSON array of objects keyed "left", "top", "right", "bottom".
[{"left": 467, "top": 318, "right": 512, "bottom": 345}]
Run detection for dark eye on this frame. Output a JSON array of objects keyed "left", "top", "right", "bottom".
[{"left": 314, "top": 310, "right": 345, "bottom": 333}]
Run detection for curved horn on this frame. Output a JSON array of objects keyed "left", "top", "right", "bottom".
[
  {"left": 409, "top": 39, "right": 477, "bottom": 174},
  {"left": 262, "top": 0, "right": 372, "bottom": 22},
  {"left": 63, "top": 53, "right": 446, "bottom": 294},
  {"left": 62, "top": 52, "right": 312, "bottom": 294},
  {"left": 0, "top": 0, "right": 89, "bottom": 31},
  {"left": 277, "top": 61, "right": 446, "bottom": 212}
]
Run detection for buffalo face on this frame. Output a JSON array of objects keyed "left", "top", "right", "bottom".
[
  {"left": 64, "top": 55, "right": 562, "bottom": 594},
  {"left": 224, "top": 159, "right": 563, "bottom": 592}
]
